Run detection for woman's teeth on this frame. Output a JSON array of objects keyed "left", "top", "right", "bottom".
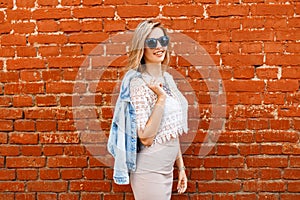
[{"left": 154, "top": 51, "right": 163, "bottom": 56}]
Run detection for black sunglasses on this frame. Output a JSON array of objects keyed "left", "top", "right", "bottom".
[{"left": 145, "top": 36, "right": 169, "bottom": 49}]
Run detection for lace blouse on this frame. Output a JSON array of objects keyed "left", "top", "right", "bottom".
[{"left": 130, "top": 73, "right": 185, "bottom": 145}]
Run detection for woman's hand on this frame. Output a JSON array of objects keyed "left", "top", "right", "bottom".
[
  {"left": 177, "top": 169, "right": 187, "bottom": 194},
  {"left": 148, "top": 79, "right": 167, "bottom": 100}
]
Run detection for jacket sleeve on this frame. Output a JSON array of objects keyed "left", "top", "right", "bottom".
[{"left": 107, "top": 100, "right": 130, "bottom": 185}]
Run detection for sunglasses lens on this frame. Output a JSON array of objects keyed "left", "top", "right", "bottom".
[
  {"left": 159, "top": 36, "right": 169, "bottom": 47},
  {"left": 145, "top": 38, "right": 157, "bottom": 49}
]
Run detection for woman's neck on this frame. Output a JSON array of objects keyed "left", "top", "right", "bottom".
[{"left": 144, "top": 64, "right": 163, "bottom": 78}]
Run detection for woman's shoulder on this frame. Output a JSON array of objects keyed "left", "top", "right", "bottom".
[{"left": 130, "top": 76, "right": 146, "bottom": 88}]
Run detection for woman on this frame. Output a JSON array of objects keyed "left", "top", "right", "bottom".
[
  {"left": 128, "top": 20, "right": 188, "bottom": 199},
  {"left": 108, "top": 20, "right": 188, "bottom": 199}
]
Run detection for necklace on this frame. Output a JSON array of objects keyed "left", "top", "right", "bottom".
[
  {"left": 142, "top": 71, "right": 173, "bottom": 97},
  {"left": 144, "top": 70, "right": 163, "bottom": 79}
]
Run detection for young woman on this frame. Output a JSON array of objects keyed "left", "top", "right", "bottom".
[{"left": 108, "top": 20, "right": 188, "bottom": 199}]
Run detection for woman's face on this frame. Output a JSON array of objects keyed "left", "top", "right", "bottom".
[{"left": 143, "top": 27, "right": 168, "bottom": 65}]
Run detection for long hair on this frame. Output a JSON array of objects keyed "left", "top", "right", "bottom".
[{"left": 127, "top": 20, "right": 170, "bottom": 72}]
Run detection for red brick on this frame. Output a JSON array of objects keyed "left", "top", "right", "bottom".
[
  {"left": 16, "top": 169, "right": 37, "bottom": 180},
  {"left": 0, "top": 145, "right": 19, "bottom": 156},
  {"left": 13, "top": 22, "right": 35, "bottom": 34},
  {"left": 27, "top": 181, "right": 68, "bottom": 192},
  {"left": 81, "top": 193, "right": 102, "bottom": 200},
  {"left": 6, "top": 9, "right": 31, "bottom": 20},
  {"left": 0, "top": 47, "right": 15, "bottom": 57},
  {"left": 81, "top": 20, "right": 103, "bottom": 32},
  {"left": 64, "top": 145, "right": 85, "bottom": 156},
  {"left": 36, "top": 95, "right": 57, "bottom": 106},
  {"left": 233, "top": 66, "right": 255, "bottom": 79},
  {"left": 290, "top": 156, "right": 300, "bottom": 167},
  {"left": 5, "top": 83, "right": 44, "bottom": 94},
  {"left": 61, "top": 45, "right": 81, "bottom": 56},
  {"left": 21, "top": 146, "right": 42, "bottom": 156},
  {"left": 207, "top": 5, "right": 249, "bottom": 17},
  {"left": 0, "top": 71, "right": 19, "bottom": 82},
  {"left": 24, "top": 108, "right": 56, "bottom": 119},
  {"left": 0, "top": 133, "right": 7, "bottom": 144},
  {"left": 0, "top": 194, "right": 14, "bottom": 200},
  {"left": 246, "top": 156, "right": 288, "bottom": 168},
  {"left": 73, "top": 7, "right": 115, "bottom": 18},
  {"left": 61, "top": 169, "right": 82, "bottom": 180},
  {"left": 15, "top": 193, "right": 36, "bottom": 200},
  {"left": 0, "top": 182, "right": 25, "bottom": 192},
  {"left": 282, "top": 67, "right": 300, "bottom": 79},
  {"left": 281, "top": 194, "right": 300, "bottom": 200},
  {"left": 267, "top": 80, "right": 299, "bottom": 92},
  {"left": 14, "top": 120, "right": 35, "bottom": 131},
  {"left": 20, "top": 70, "right": 41, "bottom": 81},
  {"left": 251, "top": 4, "right": 294, "bottom": 16},
  {"left": 104, "top": 19, "right": 125, "bottom": 32},
  {"left": 28, "top": 34, "right": 68, "bottom": 45},
  {"left": 39, "top": 46, "right": 60, "bottom": 56},
  {"left": 0, "top": 22, "right": 11, "bottom": 34},
  {"left": 59, "top": 193, "right": 79, "bottom": 200},
  {"left": 61, "top": 0, "right": 81, "bottom": 5},
  {"left": 12, "top": 95, "right": 33, "bottom": 107},
  {"left": 45, "top": 82, "right": 83, "bottom": 94},
  {"left": 70, "top": 180, "right": 111, "bottom": 192},
  {"left": 69, "top": 32, "right": 109, "bottom": 44},
  {"left": 204, "top": 157, "right": 244, "bottom": 168},
  {"left": 270, "top": 119, "right": 290, "bottom": 130},
  {"left": 222, "top": 54, "right": 264, "bottom": 66},
  {"left": 37, "top": 193, "right": 57, "bottom": 200},
  {"left": 43, "top": 145, "right": 64, "bottom": 156},
  {"left": 1, "top": 35, "right": 27, "bottom": 46},
  {"left": 7, "top": 58, "right": 45, "bottom": 70},
  {"left": 37, "top": 0, "right": 58, "bottom": 6},
  {"left": 232, "top": 30, "right": 274, "bottom": 41},
  {"left": 83, "top": 169, "right": 104, "bottom": 180},
  {"left": 83, "top": 0, "right": 104, "bottom": 5},
  {"left": 224, "top": 80, "right": 265, "bottom": 92},
  {"left": 40, "top": 133, "right": 79, "bottom": 144},
  {"left": 48, "top": 157, "right": 87, "bottom": 168},
  {"left": 16, "top": 0, "right": 35, "bottom": 7},
  {"left": 6, "top": 157, "right": 45, "bottom": 168},
  {"left": 260, "top": 168, "right": 281, "bottom": 180},
  {"left": 198, "top": 181, "right": 241, "bottom": 192},
  {"left": 266, "top": 54, "right": 300, "bottom": 65},
  {"left": 41, "top": 70, "right": 61, "bottom": 81},
  {"left": 0, "top": 0, "right": 13, "bottom": 8},
  {"left": 47, "top": 57, "right": 88, "bottom": 68},
  {"left": 10, "top": 133, "right": 38, "bottom": 144},
  {"left": 284, "top": 169, "right": 300, "bottom": 179},
  {"left": 32, "top": 8, "right": 71, "bottom": 19},
  {"left": 117, "top": 5, "right": 159, "bottom": 17},
  {"left": 162, "top": 5, "right": 203, "bottom": 17},
  {"left": 247, "top": 119, "right": 269, "bottom": 130},
  {"left": 264, "top": 42, "right": 284, "bottom": 53},
  {"left": 256, "top": 67, "right": 278, "bottom": 79},
  {"left": 40, "top": 169, "right": 60, "bottom": 180}
]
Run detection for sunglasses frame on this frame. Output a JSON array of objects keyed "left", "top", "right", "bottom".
[{"left": 145, "top": 35, "right": 170, "bottom": 49}]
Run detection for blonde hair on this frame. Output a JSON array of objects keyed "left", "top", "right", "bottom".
[{"left": 127, "top": 20, "right": 170, "bottom": 72}]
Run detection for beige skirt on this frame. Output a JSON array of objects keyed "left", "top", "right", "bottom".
[{"left": 130, "top": 138, "right": 179, "bottom": 200}]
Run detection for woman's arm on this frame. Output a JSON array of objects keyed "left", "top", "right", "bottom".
[
  {"left": 138, "top": 82, "right": 167, "bottom": 146},
  {"left": 176, "top": 143, "right": 187, "bottom": 194}
]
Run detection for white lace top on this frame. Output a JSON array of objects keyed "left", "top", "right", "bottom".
[{"left": 130, "top": 73, "right": 185, "bottom": 145}]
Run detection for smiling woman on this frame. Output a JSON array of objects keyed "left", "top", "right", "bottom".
[{"left": 107, "top": 20, "right": 189, "bottom": 200}]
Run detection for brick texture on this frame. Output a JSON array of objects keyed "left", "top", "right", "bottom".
[{"left": 0, "top": 0, "right": 299, "bottom": 199}]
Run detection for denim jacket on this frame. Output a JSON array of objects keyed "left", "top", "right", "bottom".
[
  {"left": 107, "top": 69, "right": 140, "bottom": 185},
  {"left": 107, "top": 69, "right": 188, "bottom": 185}
]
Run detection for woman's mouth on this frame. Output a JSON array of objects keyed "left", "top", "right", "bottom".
[{"left": 154, "top": 50, "right": 164, "bottom": 56}]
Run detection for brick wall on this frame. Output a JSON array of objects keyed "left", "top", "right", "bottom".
[{"left": 0, "top": 0, "right": 300, "bottom": 199}]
